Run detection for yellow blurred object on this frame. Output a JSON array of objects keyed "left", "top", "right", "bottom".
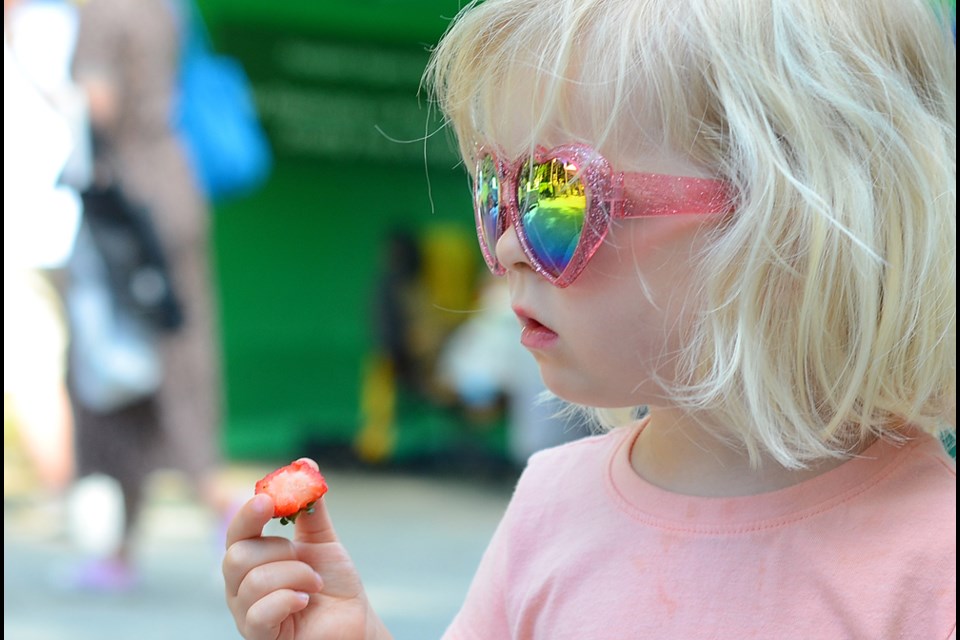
[
  {"left": 420, "top": 223, "right": 478, "bottom": 324},
  {"left": 355, "top": 353, "right": 398, "bottom": 464}
]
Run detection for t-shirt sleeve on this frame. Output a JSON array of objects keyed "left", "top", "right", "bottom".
[{"left": 441, "top": 434, "right": 613, "bottom": 639}]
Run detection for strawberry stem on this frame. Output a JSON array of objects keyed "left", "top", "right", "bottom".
[{"left": 276, "top": 501, "right": 318, "bottom": 526}]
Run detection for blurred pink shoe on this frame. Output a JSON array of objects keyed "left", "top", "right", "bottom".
[{"left": 65, "top": 559, "right": 139, "bottom": 593}]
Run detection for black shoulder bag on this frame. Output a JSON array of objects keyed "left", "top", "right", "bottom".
[{"left": 80, "top": 185, "right": 184, "bottom": 332}]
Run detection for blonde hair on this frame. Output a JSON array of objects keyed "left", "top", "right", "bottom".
[{"left": 423, "top": 0, "right": 956, "bottom": 467}]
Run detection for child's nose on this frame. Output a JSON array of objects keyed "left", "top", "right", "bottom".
[{"left": 495, "top": 222, "right": 531, "bottom": 274}]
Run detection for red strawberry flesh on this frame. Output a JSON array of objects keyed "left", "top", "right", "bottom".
[{"left": 255, "top": 460, "right": 328, "bottom": 521}]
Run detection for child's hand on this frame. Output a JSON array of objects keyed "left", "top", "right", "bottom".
[{"left": 222, "top": 459, "right": 392, "bottom": 640}]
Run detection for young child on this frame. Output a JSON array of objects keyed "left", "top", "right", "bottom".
[{"left": 223, "top": 0, "right": 956, "bottom": 637}]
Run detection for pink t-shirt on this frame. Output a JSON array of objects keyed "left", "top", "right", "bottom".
[{"left": 443, "top": 421, "right": 956, "bottom": 639}]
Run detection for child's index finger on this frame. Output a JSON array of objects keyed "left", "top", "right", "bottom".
[{"left": 224, "top": 493, "right": 274, "bottom": 549}]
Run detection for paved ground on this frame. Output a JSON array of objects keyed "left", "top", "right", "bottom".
[{"left": 4, "top": 459, "right": 516, "bottom": 640}]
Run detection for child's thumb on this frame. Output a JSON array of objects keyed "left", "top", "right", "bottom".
[
  {"left": 291, "top": 458, "right": 336, "bottom": 544},
  {"left": 293, "top": 495, "right": 337, "bottom": 544}
]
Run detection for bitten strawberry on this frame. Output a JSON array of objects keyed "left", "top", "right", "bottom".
[{"left": 254, "top": 459, "right": 329, "bottom": 525}]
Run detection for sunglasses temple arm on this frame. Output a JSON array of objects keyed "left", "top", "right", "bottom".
[{"left": 619, "top": 173, "right": 731, "bottom": 218}]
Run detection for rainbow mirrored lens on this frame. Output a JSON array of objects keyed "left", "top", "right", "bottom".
[
  {"left": 475, "top": 155, "right": 501, "bottom": 263},
  {"left": 517, "top": 158, "right": 586, "bottom": 277}
]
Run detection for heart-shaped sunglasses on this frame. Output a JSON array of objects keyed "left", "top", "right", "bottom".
[{"left": 472, "top": 143, "right": 732, "bottom": 287}]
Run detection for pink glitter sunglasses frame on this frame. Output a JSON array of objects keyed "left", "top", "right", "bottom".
[{"left": 473, "top": 143, "right": 733, "bottom": 287}]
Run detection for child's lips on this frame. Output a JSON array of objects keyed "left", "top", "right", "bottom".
[{"left": 514, "top": 310, "right": 559, "bottom": 349}]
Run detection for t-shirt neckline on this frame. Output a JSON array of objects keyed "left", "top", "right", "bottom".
[{"left": 606, "top": 419, "right": 922, "bottom": 532}]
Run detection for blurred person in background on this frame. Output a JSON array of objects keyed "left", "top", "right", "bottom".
[
  {"left": 356, "top": 228, "right": 430, "bottom": 463},
  {"left": 4, "top": 0, "right": 85, "bottom": 503},
  {"left": 356, "top": 224, "right": 480, "bottom": 464},
  {"left": 63, "top": 0, "right": 229, "bottom": 592},
  {"left": 372, "top": 228, "right": 430, "bottom": 396}
]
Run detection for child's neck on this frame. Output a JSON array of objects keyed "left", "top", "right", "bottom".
[{"left": 629, "top": 408, "right": 868, "bottom": 498}]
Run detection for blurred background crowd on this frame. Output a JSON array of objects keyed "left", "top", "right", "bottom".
[{"left": 4, "top": 1, "right": 589, "bottom": 637}]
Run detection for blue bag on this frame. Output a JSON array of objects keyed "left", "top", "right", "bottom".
[{"left": 173, "top": 2, "right": 272, "bottom": 202}]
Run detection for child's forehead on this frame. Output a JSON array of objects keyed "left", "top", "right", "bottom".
[
  {"left": 469, "top": 69, "right": 718, "bottom": 178},
  {"left": 474, "top": 81, "right": 659, "bottom": 162},
  {"left": 473, "top": 110, "right": 668, "bottom": 173}
]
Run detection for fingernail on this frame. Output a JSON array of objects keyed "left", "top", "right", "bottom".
[
  {"left": 294, "top": 591, "right": 310, "bottom": 605},
  {"left": 295, "top": 457, "right": 319, "bottom": 471}
]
